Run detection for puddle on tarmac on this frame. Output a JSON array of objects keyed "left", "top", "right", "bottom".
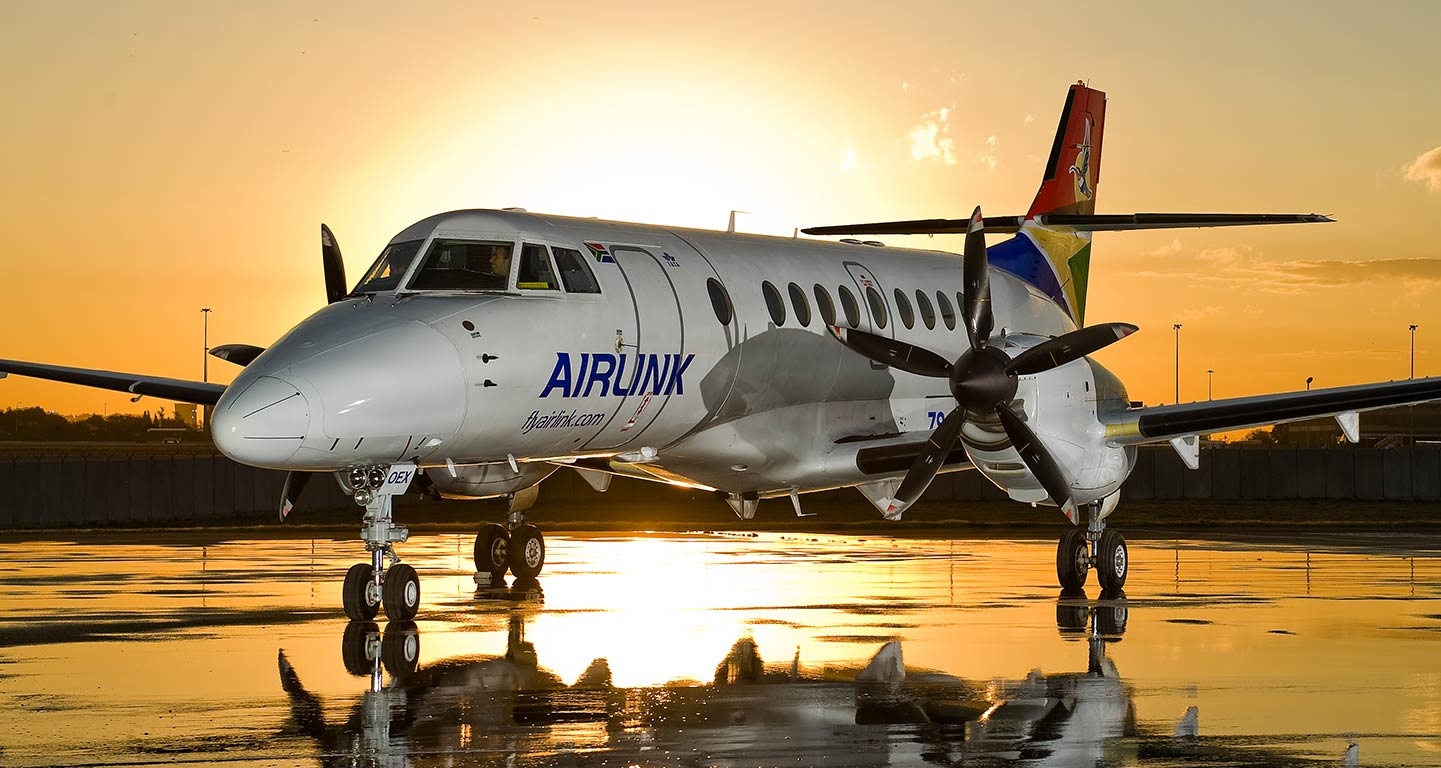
[{"left": 1, "top": 529, "right": 1439, "bottom": 765}]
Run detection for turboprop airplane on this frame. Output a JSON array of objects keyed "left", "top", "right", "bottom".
[{"left": 5, "top": 82, "right": 1440, "bottom": 622}]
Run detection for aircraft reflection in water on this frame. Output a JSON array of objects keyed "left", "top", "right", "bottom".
[{"left": 277, "top": 587, "right": 1344, "bottom": 766}]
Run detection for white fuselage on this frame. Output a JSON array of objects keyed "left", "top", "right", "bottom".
[{"left": 211, "top": 210, "right": 1135, "bottom": 508}]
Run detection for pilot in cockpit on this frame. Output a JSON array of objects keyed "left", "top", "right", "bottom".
[{"left": 489, "top": 246, "right": 512, "bottom": 283}]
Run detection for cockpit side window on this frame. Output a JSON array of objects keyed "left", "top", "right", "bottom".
[
  {"left": 409, "top": 240, "right": 512, "bottom": 291},
  {"left": 553, "top": 247, "right": 602, "bottom": 294},
  {"left": 518, "top": 244, "right": 560, "bottom": 290},
  {"left": 354, "top": 239, "right": 425, "bottom": 294}
]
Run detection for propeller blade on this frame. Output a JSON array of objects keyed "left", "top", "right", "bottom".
[
  {"left": 962, "top": 207, "right": 993, "bottom": 351},
  {"left": 827, "top": 326, "right": 952, "bottom": 378},
  {"left": 887, "top": 406, "right": 968, "bottom": 516},
  {"left": 994, "top": 406, "right": 1077, "bottom": 522},
  {"left": 1005, "top": 323, "right": 1140, "bottom": 376},
  {"left": 280, "top": 471, "right": 312, "bottom": 521},
  {"left": 321, "top": 224, "right": 348, "bottom": 304}
]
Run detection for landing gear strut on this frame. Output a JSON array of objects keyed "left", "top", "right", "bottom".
[
  {"left": 341, "top": 466, "right": 418, "bottom": 622},
  {"left": 472, "top": 498, "right": 546, "bottom": 582},
  {"left": 1056, "top": 501, "right": 1127, "bottom": 595}
]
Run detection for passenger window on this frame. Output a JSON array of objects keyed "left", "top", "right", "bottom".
[
  {"left": 762, "top": 281, "right": 786, "bottom": 326},
  {"left": 915, "top": 289, "right": 935, "bottom": 330},
  {"left": 838, "top": 285, "right": 860, "bottom": 328},
  {"left": 409, "top": 240, "right": 512, "bottom": 291},
  {"left": 894, "top": 288, "right": 914, "bottom": 330},
  {"left": 937, "top": 291, "right": 956, "bottom": 330},
  {"left": 865, "top": 286, "right": 888, "bottom": 329},
  {"left": 553, "top": 247, "right": 601, "bottom": 294},
  {"left": 707, "top": 278, "right": 733, "bottom": 325},
  {"left": 517, "top": 244, "right": 558, "bottom": 290},
  {"left": 956, "top": 292, "right": 965, "bottom": 321},
  {"left": 788, "top": 282, "right": 811, "bottom": 327},
  {"left": 813, "top": 284, "right": 836, "bottom": 326}
]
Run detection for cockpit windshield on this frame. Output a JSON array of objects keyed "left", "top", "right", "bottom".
[
  {"left": 408, "top": 240, "right": 513, "bottom": 291},
  {"left": 353, "top": 239, "right": 424, "bottom": 294}
]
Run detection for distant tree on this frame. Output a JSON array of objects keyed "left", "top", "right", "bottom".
[{"left": 1244, "top": 427, "right": 1277, "bottom": 447}]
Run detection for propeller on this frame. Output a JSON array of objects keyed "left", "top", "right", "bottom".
[
  {"left": 321, "top": 223, "right": 348, "bottom": 304},
  {"left": 828, "top": 206, "right": 1138, "bottom": 520},
  {"left": 274, "top": 224, "right": 353, "bottom": 520}
]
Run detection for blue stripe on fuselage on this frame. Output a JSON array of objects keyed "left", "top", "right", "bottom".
[{"left": 987, "top": 233, "right": 1072, "bottom": 318}]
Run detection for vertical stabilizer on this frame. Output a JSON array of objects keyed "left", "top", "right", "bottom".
[{"left": 989, "top": 82, "right": 1107, "bottom": 325}]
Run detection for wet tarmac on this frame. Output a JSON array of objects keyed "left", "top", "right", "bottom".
[{"left": 2, "top": 528, "right": 1440, "bottom": 766}]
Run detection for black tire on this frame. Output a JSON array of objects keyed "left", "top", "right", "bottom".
[
  {"left": 1096, "top": 530, "right": 1129, "bottom": 592},
  {"left": 343, "top": 562, "right": 380, "bottom": 621},
  {"left": 383, "top": 563, "right": 421, "bottom": 622},
  {"left": 381, "top": 621, "right": 421, "bottom": 677},
  {"left": 475, "top": 524, "right": 510, "bottom": 578},
  {"left": 341, "top": 620, "right": 379, "bottom": 676},
  {"left": 1056, "top": 526, "right": 1089, "bottom": 591},
  {"left": 509, "top": 524, "right": 545, "bottom": 580}
]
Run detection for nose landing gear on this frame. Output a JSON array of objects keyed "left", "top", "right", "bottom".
[
  {"left": 341, "top": 465, "right": 418, "bottom": 622},
  {"left": 1055, "top": 501, "right": 1128, "bottom": 595}
]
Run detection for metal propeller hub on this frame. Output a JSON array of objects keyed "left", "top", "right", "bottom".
[{"left": 950, "top": 345, "right": 1017, "bottom": 411}]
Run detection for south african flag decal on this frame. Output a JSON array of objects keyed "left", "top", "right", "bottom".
[{"left": 584, "top": 242, "right": 615, "bottom": 264}]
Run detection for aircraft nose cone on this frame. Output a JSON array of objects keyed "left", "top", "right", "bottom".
[{"left": 211, "top": 375, "right": 312, "bottom": 468}]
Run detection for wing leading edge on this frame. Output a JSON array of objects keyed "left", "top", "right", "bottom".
[
  {"left": 1103, "top": 376, "right": 1441, "bottom": 445},
  {"left": 0, "top": 359, "right": 226, "bottom": 406}
]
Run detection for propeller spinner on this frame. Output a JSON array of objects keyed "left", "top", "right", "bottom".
[{"left": 827, "top": 206, "right": 1137, "bottom": 520}]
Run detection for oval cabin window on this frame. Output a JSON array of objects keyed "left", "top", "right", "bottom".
[
  {"left": 893, "top": 288, "right": 914, "bottom": 330},
  {"left": 788, "top": 282, "right": 811, "bottom": 327},
  {"left": 865, "top": 286, "right": 888, "bottom": 330},
  {"left": 838, "top": 285, "right": 861, "bottom": 328},
  {"left": 762, "top": 281, "right": 786, "bottom": 326},
  {"left": 915, "top": 289, "right": 935, "bottom": 330},
  {"left": 707, "top": 278, "right": 733, "bottom": 325},
  {"left": 813, "top": 284, "right": 836, "bottom": 326},
  {"left": 936, "top": 291, "right": 956, "bottom": 330}
]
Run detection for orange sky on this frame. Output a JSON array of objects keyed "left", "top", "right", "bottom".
[{"left": 2, "top": 1, "right": 1439, "bottom": 415}]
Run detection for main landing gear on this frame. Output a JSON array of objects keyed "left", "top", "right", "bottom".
[
  {"left": 341, "top": 466, "right": 420, "bottom": 622},
  {"left": 1056, "top": 500, "right": 1128, "bottom": 595},
  {"left": 473, "top": 501, "right": 546, "bottom": 582}
]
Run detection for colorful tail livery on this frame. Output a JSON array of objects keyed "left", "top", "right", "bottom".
[{"left": 802, "top": 81, "right": 1331, "bottom": 327}]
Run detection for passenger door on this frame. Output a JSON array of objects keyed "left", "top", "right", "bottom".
[{"left": 582, "top": 246, "right": 684, "bottom": 450}]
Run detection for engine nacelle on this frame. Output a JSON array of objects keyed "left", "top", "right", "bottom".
[{"left": 424, "top": 462, "right": 558, "bottom": 500}]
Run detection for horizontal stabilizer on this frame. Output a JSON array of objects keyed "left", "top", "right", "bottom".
[
  {"left": 0, "top": 359, "right": 226, "bottom": 406},
  {"left": 1105, "top": 376, "right": 1441, "bottom": 444},
  {"left": 802, "top": 213, "right": 1332, "bottom": 237}
]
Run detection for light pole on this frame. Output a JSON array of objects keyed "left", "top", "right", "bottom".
[
  {"left": 1410, "top": 324, "right": 1418, "bottom": 379},
  {"left": 1306, "top": 376, "right": 1313, "bottom": 391},
  {"left": 1173, "top": 324, "right": 1182, "bottom": 404},
  {"left": 1207, "top": 369, "right": 1214, "bottom": 401},
  {"left": 202, "top": 308, "right": 212, "bottom": 383}
]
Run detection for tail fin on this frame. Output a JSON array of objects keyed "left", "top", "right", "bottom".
[
  {"left": 1029, "top": 82, "right": 1106, "bottom": 217},
  {"left": 989, "top": 82, "right": 1107, "bottom": 324}
]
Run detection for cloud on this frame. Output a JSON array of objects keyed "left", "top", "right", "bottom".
[
  {"left": 976, "top": 135, "right": 999, "bottom": 173},
  {"left": 907, "top": 105, "right": 957, "bottom": 164},
  {"left": 1024, "top": 114, "right": 1035, "bottom": 124},
  {"left": 1403, "top": 146, "right": 1441, "bottom": 191},
  {"left": 1130, "top": 246, "right": 1441, "bottom": 295}
]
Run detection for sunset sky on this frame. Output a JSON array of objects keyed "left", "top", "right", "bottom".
[{"left": 2, "top": 1, "right": 1439, "bottom": 415}]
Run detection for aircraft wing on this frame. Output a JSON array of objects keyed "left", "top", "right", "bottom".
[
  {"left": 0, "top": 359, "right": 226, "bottom": 406},
  {"left": 1102, "top": 376, "right": 1441, "bottom": 445},
  {"left": 802, "top": 213, "right": 1332, "bottom": 237}
]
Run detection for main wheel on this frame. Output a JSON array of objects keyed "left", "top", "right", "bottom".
[
  {"left": 343, "top": 562, "right": 381, "bottom": 621},
  {"left": 383, "top": 563, "right": 421, "bottom": 621},
  {"left": 1096, "top": 530, "right": 1129, "bottom": 592},
  {"left": 475, "top": 524, "right": 510, "bottom": 579},
  {"left": 1056, "top": 526, "right": 1089, "bottom": 591},
  {"left": 509, "top": 524, "right": 545, "bottom": 580}
]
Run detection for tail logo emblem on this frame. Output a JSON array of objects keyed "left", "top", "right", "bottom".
[{"left": 1069, "top": 117, "right": 1094, "bottom": 201}]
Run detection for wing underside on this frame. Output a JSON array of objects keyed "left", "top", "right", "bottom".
[
  {"left": 0, "top": 359, "right": 226, "bottom": 406},
  {"left": 1104, "top": 376, "right": 1441, "bottom": 445}
]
